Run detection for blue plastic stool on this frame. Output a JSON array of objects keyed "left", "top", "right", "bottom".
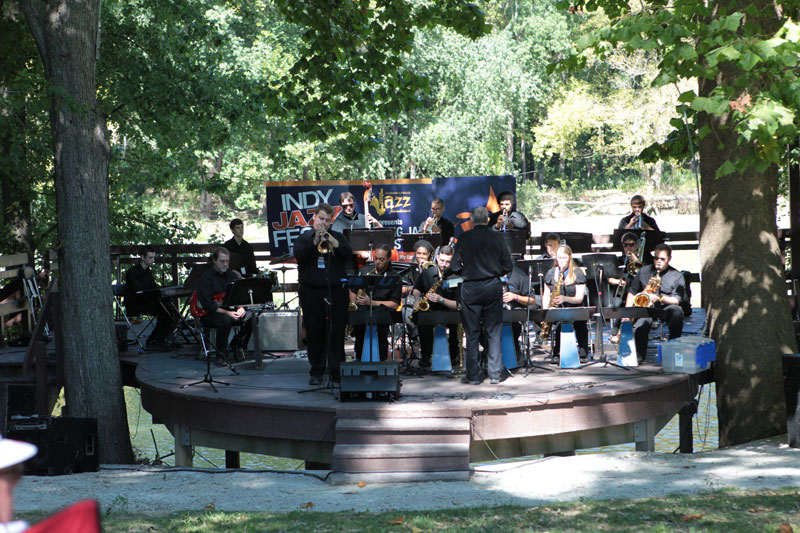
[
  {"left": 559, "top": 323, "right": 580, "bottom": 369},
  {"left": 617, "top": 320, "right": 638, "bottom": 367},
  {"left": 360, "top": 325, "right": 380, "bottom": 362},
  {"left": 501, "top": 324, "right": 518, "bottom": 370},
  {"left": 431, "top": 325, "right": 453, "bottom": 372}
]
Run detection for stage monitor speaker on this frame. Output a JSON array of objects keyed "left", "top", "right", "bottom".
[
  {"left": 257, "top": 310, "right": 302, "bottom": 352},
  {"left": 339, "top": 361, "right": 400, "bottom": 402},
  {"left": 7, "top": 416, "right": 99, "bottom": 475}
]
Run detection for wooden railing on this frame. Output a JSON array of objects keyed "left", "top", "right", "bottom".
[{"left": 22, "top": 280, "right": 63, "bottom": 416}]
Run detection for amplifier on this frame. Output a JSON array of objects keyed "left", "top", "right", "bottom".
[
  {"left": 7, "top": 416, "right": 99, "bottom": 475},
  {"left": 256, "top": 310, "right": 302, "bottom": 352},
  {"left": 340, "top": 361, "right": 401, "bottom": 402}
]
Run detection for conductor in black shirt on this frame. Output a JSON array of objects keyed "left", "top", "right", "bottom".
[
  {"left": 295, "top": 203, "right": 353, "bottom": 385},
  {"left": 124, "top": 245, "right": 177, "bottom": 349},
  {"left": 349, "top": 244, "right": 401, "bottom": 361},
  {"left": 451, "top": 207, "right": 513, "bottom": 385}
]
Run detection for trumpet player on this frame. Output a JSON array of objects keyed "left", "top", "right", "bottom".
[
  {"left": 295, "top": 203, "right": 352, "bottom": 385},
  {"left": 349, "top": 244, "right": 401, "bottom": 361},
  {"left": 623, "top": 243, "right": 685, "bottom": 363},
  {"left": 418, "top": 198, "right": 455, "bottom": 244},
  {"left": 619, "top": 194, "right": 660, "bottom": 232},
  {"left": 412, "top": 245, "right": 460, "bottom": 370},
  {"left": 608, "top": 232, "right": 639, "bottom": 343},
  {"left": 490, "top": 191, "right": 530, "bottom": 234}
]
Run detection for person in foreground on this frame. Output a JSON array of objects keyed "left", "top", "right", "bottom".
[
  {"left": 295, "top": 203, "right": 353, "bottom": 385},
  {"left": 624, "top": 243, "right": 685, "bottom": 363},
  {"left": 451, "top": 206, "right": 513, "bottom": 385},
  {"left": 0, "top": 434, "right": 36, "bottom": 532}
]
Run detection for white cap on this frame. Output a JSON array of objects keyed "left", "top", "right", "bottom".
[{"left": 0, "top": 434, "right": 37, "bottom": 470}]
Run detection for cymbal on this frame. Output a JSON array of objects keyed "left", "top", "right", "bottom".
[
  {"left": 271, "top": 265, "right": 296, "bottom": 273},
  {"left": 269, "top": 254, "right": 295, "bottom": 264}
]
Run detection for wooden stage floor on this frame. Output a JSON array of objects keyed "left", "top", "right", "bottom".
[{"left": 135, "top": 310, "right": 710, "bottom": 482}]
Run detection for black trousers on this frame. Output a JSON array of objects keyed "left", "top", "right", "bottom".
[
  {"left": 200, "top": 310, "right": 252, "bottom": 356},
  {"left": 419, "top": 323, "right": 461, "bottom": 367},
  {"left": 299, "top": 285, "right": 348, "bottom": 378},
  {"left": 125, "top": 302, "right": 176, "bottom": 343},
  {"left": 460, "top": 278, "right": 502, "bottom": 381},
  {"left": 634, "top": 304, "right": 684, "bottom": 361}
]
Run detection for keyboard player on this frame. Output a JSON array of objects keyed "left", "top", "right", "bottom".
[{"left": 124, "top": 245, "right": 180, "bottom": 350}]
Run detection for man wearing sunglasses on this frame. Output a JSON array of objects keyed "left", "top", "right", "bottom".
[
  {"left": 624, "top": 243, "right": 686, "bottom": 363},
  {"left": 330, "top": 191, "right": 383, "bottom": 233}
]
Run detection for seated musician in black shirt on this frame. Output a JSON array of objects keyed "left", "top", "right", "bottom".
[
  {"left": 124, "top": 245, "right": 178, "bottom": 350},
  {"left": 349, "top": 244, "right": 402, "bottom": 361},
  {"left": 542, "top": 244, "right": 590, "bottom": 361},
  {"left": 537, "top": 233, "right": 561, "bottom": 260},
  {"left": 223, "top": 218, "right": 258, "bottom": 278},
  {"left": 195, "top": 247, "right": 252, "bottom": 363},
  {"left": 619, "top": 194, "right": 660, "bottom": 232},
  {"left": 412, "top": 244, "right": 460, "bottom": 370},
  {"left": 504, "top": 265, "right": 538, "bottom": 361}
]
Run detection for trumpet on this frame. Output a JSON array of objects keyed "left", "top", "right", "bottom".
[
  {"left": 317, "top": 232, "right": 332, "bottom": 254},
  {"left": 424, "top": 211, "right": 441, "bottom": 233},
  {"left": 501, "top": 208, "right": 508, "bottom": 232}
]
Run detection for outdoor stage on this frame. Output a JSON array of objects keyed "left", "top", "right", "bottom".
[{"left": 135, "top": 310, "right": 710, "bottom": 483}]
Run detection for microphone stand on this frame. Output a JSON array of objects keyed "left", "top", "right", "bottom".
[{"left": 522, "top": 264, "right": 553, "bottom": 375}]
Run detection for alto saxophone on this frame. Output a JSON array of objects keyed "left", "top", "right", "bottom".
[
  {"left": 540, "top": 271, "right": 563, "bottom": 338},
  {"left": 349, "top": 267, "right": 377, "bottom": 311},
  {"left": 414, "top": 268, "right": 448, "bottom": 313}
]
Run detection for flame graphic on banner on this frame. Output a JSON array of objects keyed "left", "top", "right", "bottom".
[{"left": 454, "top": 186, "right": 500, "bottom": 233}]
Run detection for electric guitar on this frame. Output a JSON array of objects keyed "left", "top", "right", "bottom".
[{"left": 189, "top": 291, "right": 225, "bottom": 318}]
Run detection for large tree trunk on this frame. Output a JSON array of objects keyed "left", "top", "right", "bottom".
[
  {"left": 22, "top": 0, "right": 134, "bottom": 463},
  {"left": 698, "top": 41, "right": 795, "bottom": 446}
]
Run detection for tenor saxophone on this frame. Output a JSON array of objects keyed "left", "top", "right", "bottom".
[
  {"left": 414, "top": 268, "right": 448, "bottom": 313},
  {"left": 540, "top": 271, "right": 563, "bottom": 338}
]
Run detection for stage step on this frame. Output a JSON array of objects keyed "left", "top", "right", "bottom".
[{"left": 330, "top": 415, "right": 472, "bottom": 483}]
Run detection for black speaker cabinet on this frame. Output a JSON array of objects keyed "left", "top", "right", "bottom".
[
  {"left": 339, "top": 361, "right": 401, "bottom": 402},
  {"left": 7, "top": 416, "right": 99, "bottom": 475}
]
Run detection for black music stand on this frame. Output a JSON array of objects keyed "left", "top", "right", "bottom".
[
  {"left": 538, "top": 232, "right": 594, "bottom": 254},
  {"left": 531, "top": 307, "right": 593, "bottom": 362},
  {"left": 401, "top": 232, "right": 441, "bottom": 251},
  {"left": 501, "top": 229, "right": 527, "bottom": 257},
  {"left": 223, "top": 278, "right": 273, "bottom": 370},
  {"left": 349, "top": 228, "right": 395, "bottom": 255},
  {"left": 345, "top": 274, "right": 400, "bottom": 362}
]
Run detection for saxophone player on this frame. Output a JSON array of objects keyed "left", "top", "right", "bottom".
[
  {"left": 624, "top": 243, "right": 685, "bottom": 363},
  {"left": 418, "top": 198, "right": 455, "bottom": 244},
  {"left": 542, "top": 244, "right": 590, "bottom": 362},
  {"left": 412, "top": 245, "right": 461, "bottom": 370},
  {"left": 349, "top": 244, "right": 402, "bottom": 361}
]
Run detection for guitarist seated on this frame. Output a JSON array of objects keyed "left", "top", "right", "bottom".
[{"left": 194, "top": 247, "right": 252, "bottom": 363}]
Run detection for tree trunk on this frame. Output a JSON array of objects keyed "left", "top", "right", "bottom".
[
  {"left": 698, "top": 51, "right": 795, "bottom": 447},
  {"left": 506, "top": 116, "right": 514, "bottom": 171},
  {"left": 22, "top": 0, "right": 134, "bottom": 463},
  {"left": 520, "top": 136, "right": 527, "bottom": 181}
]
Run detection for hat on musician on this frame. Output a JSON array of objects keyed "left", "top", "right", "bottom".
[{"left": 0, "top": 434, "right": 37, "bottom": 470}]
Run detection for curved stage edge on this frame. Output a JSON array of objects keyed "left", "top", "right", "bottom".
[{"left": 136, "top": 350, "right": 706, "bottom": 483}]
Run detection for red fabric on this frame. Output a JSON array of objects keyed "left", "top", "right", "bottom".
[{"left": 27, "top": 499, "right": 101, "bottom": 533}]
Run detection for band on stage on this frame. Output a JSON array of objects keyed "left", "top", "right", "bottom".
[{"left": 124, "top": 192, "right": 689, "bottom": 384}]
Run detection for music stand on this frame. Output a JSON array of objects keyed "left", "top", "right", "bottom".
[
  {"left": 349, "top": 228, "right": 395, "bottom": 253},
  {"left": 501, "top": 229, "right": 527, "bottom": 257},
  {"left": 222, "top": 278, "right": 273, "bottom": 370},
  {"left": 400, "top": 232, "right": 441, "bottom": 251},
  {"left": 344, "top": 274, "right": 400, "bottom": 362}
]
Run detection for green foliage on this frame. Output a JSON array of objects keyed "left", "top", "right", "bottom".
[{"left": 556, "top": 0, "right": 800, "bottom": 179}]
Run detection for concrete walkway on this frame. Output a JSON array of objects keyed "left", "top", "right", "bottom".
[{"left": 14, "top": 435, "right": 800, "bottom": 515}]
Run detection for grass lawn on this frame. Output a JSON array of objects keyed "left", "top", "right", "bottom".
[{"left": 19, "top": 487, "right": 800, "bottom": 532}]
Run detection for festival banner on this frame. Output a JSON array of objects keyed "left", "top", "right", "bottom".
[{"left": 265, "top": 175, "right": 516, "bottom": 256}]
